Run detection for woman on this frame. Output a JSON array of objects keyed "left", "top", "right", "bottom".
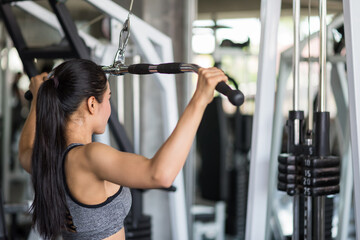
[{"left": 18, "top": 59, "right": 227, "bottom": 240}]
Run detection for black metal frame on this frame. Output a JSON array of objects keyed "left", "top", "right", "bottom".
[{"left": 0, "top": 3, "right": 38, "bottom": 77}]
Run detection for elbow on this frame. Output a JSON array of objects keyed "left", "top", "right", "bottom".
[
  {"left": 18, "top": 150, "right": 32, "bottom": 173},
  {"left": 152, "top": 170, "right": 174, "bottom": 188}
]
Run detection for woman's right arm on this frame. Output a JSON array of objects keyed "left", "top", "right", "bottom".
[
  {"left": 86, "top": 68, "right": 227, "bottom": 189},
  {"left": 18, "top": 73, "right": 48, "bottom": 173}
]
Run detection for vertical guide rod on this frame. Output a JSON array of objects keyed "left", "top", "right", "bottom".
[
  {"left": 292, "top": 1, "right": 301, "bottom": 240},
  {"left": 293, "top": 0, "right": 300, "bottom": 112},
  {"left": 313, "top": 0, "right": 327, "bottom": 239},
  {"left": 318, "top": 0, "right": 327, "bottom": 112},
  {"left": 293, "top": 0, "right": 301, "bottom": 146},
  {"left": 307, "top": 0, "right": 313, "bottom": 131},
  {"left": 306, "top": 0, "right": 313, "bottom": 239}
]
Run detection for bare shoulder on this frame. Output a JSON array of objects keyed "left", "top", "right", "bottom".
[
  {"left": 77, "top": 143, "right": 153, "bottom": 187},
  {"left": 81, "top": 142, "right": 129, "bottom": 182},
  {"left": 82, "top": 142, "right": 120, "bottom": 166},
  {"left": 84, "top": 142, "right": 115, "bottom": 158}
]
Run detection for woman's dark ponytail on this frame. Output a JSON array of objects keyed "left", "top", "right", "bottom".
[
  {"left": 30, "top": 59, "right": 107, "bottom": 239},
  {"left": 31, "top": 79, "right": 67, "bottom": 239}
]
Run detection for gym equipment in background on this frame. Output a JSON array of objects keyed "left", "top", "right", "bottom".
[{"left": 277, "top": 0, "right": 340, "bottom": 239}]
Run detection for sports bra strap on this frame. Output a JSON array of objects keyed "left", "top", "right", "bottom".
[
  {"left": 62, "top": 143, "right": 84, "bottom": 193},
  {"left": 63, "top": 143, "right": 84, "bottom": 158}
]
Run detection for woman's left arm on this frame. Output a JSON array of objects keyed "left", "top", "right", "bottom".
[{"left": 18, "top": 73, "right": 48, "bottom": 173}]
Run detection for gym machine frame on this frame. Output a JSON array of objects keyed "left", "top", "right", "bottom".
[
  {"left": 343, "top": 0, "right": 360, "bottom": 238},
  {"left": 247, "top": 0, "right": 360, "bottom": 239}
]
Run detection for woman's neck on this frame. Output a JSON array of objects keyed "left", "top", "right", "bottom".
[{"left": 65, "top": 117, "right": 93, "bottom": 145}]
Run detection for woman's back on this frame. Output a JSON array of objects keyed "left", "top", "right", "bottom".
[{"left": 62, "top": 143, "right": 131, "bottom": 240}]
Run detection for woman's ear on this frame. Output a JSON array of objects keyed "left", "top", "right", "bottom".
[{"left": 87, "top": 96, "right": 96, "bottom": 114}]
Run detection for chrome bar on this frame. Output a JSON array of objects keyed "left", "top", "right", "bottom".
[
  {"left": 180, "top": 63, "right": 200, "bottom": 73},
  {"left": 319, "top": 0, "right": 327, "bottom": 112},
  {"left": 307, "top": 0, "right": 313, "bottom": 131},
  {"left": 314, "top": 0, "right": 327, "bottom": 239},
  {"left": 102, "top": 65, "right": 129, "bottom": 75},
  {"left": 293, "top": 0, "right": 300, "bottom": 111},
  {"left": 293, "top": 2, "right": 301, "bottom": 239},
  {"left": 148, "top": 65, "right": 159, "bottom": 73}
]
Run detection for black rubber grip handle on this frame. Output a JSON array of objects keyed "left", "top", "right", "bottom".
[
  {"left": 161, "top": 185, "right": 177, "bottom": 192},
  {"left": 215, "top": 81, "right": 245, "bottom": 106},
  {"left": 127, "top": 63, "right": 184, "bottom": 74},
  {"left": 127, "top": 64, "right": 153, "bottom": 74},
  {"left": 156, "top": 63, "right": 183, "bottom": 74},
  {"left": 127, "top": 63, "right": 245, "bottom": 106},
  {"left": 25, "top": 90, "right": 33, "bottom": 101}
]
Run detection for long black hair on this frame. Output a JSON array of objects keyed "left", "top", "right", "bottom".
[{"left": 31, "top": 59, "right": 107, "bottom": 239}]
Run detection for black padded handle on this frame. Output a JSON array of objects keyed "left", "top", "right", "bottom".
[
  {"left": 127, "top": 63, "right": 184, "bottom": 75},
  {"left": 127, "top": 64, "right": 153, "bottom": 74},
  {"left": 215, "top": 81, "right": 244, "bottom": 106},
  {"left": 156, "top": 63, "right": 183, "bottom": 74},
  {"left": 25, "top": 90, "right": 33, "bottom": 101},
  {"left": 127, "top": 63, "right": 245, "bottom": 106}
]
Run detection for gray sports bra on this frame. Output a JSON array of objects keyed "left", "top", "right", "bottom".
[{"left": 61, "top": 143, "right": 132, "bottom": 240}]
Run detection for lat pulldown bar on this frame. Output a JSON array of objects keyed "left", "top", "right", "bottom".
[
  {"left": 25, "top": 62, "right": 244, "bottom": 107},
  {"left": 102, "top": 62, "right": 245, "bottom": 107}
]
